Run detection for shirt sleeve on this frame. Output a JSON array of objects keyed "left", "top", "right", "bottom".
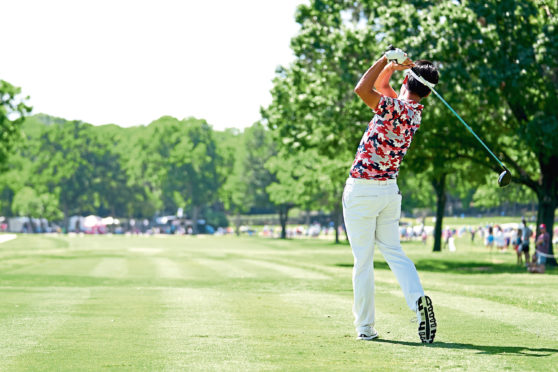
[
  {"left": 374, "top": 95, "right": 394, "bottom": 116},
  {"left": 373, "top": 95, "right": 405, "bottom": 118}
]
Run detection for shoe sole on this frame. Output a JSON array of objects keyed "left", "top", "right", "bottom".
[
  {"left": 356, "top": 333, "right": 379, "bottom": 341},
  {"left": 417, "top": 295, "right": 437, "bottom": 343}
]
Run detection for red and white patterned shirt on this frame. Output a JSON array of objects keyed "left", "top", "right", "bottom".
[{"left": 349, "top": 95, "right": 424, "bottom": 180}]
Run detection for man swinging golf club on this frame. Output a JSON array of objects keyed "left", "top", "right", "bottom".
[{"left": 343, "top": 46, "right": 438, "bottom": 343}]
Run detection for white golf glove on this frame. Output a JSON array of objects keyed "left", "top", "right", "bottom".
[{"left": 384, "top": 47, "right": 408, "bottom": 64}]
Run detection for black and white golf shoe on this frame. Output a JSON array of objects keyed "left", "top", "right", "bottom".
[{"left": 416, "top": 295, "right": 437, "bottom": 343}]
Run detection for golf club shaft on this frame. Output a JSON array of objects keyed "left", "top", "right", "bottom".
[{"left": 407, "top": 70, "right": 506, "bottom": 169}]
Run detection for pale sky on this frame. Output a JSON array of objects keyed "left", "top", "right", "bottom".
[{"left": 1, "top": 0, "right": 305, "bottom": 130}]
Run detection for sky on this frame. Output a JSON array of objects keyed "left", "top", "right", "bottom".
[{"left": 1, "top": 0, "right": 305, "bottom": 130}]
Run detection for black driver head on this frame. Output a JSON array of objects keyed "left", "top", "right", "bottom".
[{"left": 498, "top": 167, "right": 512, "bottom": 187}]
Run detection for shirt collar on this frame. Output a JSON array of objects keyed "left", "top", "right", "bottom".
[{"left": 402, "top": 99, "right": 424, "bottom": 110}]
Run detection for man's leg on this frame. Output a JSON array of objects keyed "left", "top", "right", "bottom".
[
  {"left": 375, "top": 191, "right": 437, "bottom": 343},
  {"left": 343, "top": 187, "right": 379, "bottom": 336},
  {"left": 375, "top": 193, "right": 424, "bottom": 312}
]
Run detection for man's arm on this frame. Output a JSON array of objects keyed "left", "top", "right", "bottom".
[
  {"left": 354, "top": 56, "right": 388, "bottom": 110},
  {"left": 355, "top": 56, "right": 415, "bottom": 110},
  {"left": 374, "top": 63, "right": 398, "bottom": 98}
]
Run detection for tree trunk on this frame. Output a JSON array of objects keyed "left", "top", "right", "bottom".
[
  {"left": 279, "top": 204, "right": 290, "bottom": 239},
  {"left": 333, "top": 199, "right": 341, "bottom": 244},
  {"left": 536, "top": 155, "right": 557, "bottom": 265},
  {"left": 63, "top": 204, "right": 69, "bottom": 234},
  {"left": 234, "top": 212, "right": 241, "bottom": 236},
  {"left": 28, "top": 216, "right": 34, "bottom": 233},
  {"left": 192, "top": 205, "right": 200, "bottom": 235},
  {"left": 432, "top": 173, "right": 447, "bottom": 252}
]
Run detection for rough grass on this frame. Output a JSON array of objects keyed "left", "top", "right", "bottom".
[{"left": 0, "top": 233, "right": 557, "bottom": 371}]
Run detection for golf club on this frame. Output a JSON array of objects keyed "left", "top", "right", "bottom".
[{"left": 407, "top": 69, "right": 512, "bottom": 187}]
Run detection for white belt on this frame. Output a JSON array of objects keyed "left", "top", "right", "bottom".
[{"left": 346, "top": 177, "right": 397, "bottom": 185}]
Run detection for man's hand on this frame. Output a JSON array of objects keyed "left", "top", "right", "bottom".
[
  {"left": 388, "top": 58, "right": 415, "bottom": 71},
  {"left": 384, "top": 47, "right": 408, "bottom": 64}
]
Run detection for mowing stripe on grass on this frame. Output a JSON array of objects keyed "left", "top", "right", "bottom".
[
  {"left": 155, "top": 287, "right": 266, "bottom": 371},
  {"left": 0, "top": 287, "right": 91, "bottom": 368},
  {"left": 128, "top": 247, "right": 163, "bottom": 255},
  {"left": 90, "top": 258, "right": 128, "bottom": 278},
  {"left": 241, "top": 258, "right": 329, "bottom": 280},
  {"left": 195, "top": 258, "right": 256, "bottom": 278},
  {"left": 6, "top": 257, "right": 102, "bottom": 277},
  {"left": 278, "top": 288, "right": 420, "bottom": 341},
  {"left": 220, "top": 288, "right": 431, "bottom": 370},
  {"left": 152, "top": 257, "right": 184, "bottom": 279},
  {"left": 271, "top": 257, "right": 345, "bottom": 278},
  {"left": 6, "top": 287, "right": 166, "bottom": 371}
]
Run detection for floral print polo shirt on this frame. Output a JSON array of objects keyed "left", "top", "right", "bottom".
[{"left": 349, "top": 95, "right": 424, "bottom": 180}]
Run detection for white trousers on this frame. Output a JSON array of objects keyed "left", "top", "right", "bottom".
[{"left": 342, "top": 178, "right": 424, "bottom": 335}]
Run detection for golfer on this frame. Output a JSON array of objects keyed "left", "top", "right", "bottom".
[{"left": 343, "top": 47, "right": 438, "bottom": 343}]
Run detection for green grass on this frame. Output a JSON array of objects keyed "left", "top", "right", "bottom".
[{"left": 0, "top": 233, "right": 557, "bottom": 371}]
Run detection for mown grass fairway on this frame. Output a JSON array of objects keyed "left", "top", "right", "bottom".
[{"left": 1, "top": 234, "right": 557, "bottom": 371}]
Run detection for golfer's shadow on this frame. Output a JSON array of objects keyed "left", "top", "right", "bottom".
[{"left": 374, "top": 339, "right": 558, "bottom": 357}]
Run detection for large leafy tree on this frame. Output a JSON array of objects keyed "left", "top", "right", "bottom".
[
  {"left": 11, "top": 187, "right": 62, "bottom": 232},
  {"left": 124, "top": 125, "right": 166, "bottom": 218},
  {"left": 264, "top": 0, "right": 470, "bottom": 249},
  {"left": 266, "top": 0, "right": 556, "bottom": 256},
  {"left": 221, "top": 123, "right": 276, "bottom": 234},
  {"left": 11, "top": 187, "right": 41, "bottom": 232},
  {"left": 138, "top": 116, "right": 225, "bottom": 234},
  {"left": 32, "top": 119, "right": 123, "bottom": 230},
  {"left": 266, "top": 147, "right": 349, "bottom": 242},
  {"left": 391, "top": 0, "right": 558, "bottom": 258},
  {"left": 91, "top": 124, "right": 149, "bottom": 218}
]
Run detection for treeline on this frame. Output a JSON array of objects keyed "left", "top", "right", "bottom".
[
  {"left": 0, "top": 114, "right": 254, "bottom": 234},
  {"left": 0, "top": 110, "right": 533, "bottom": 241}
]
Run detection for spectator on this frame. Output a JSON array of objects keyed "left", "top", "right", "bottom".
[
  {"left": 514, "top": 228, "right": 523, "bottom": 265},
  {"left": 518, "top": 219, "right": 531, "bottom": 266},
  {"left": 485, "top": 226, "right": 494, "bottom": 249},
  {"left": 529, "top": 224, "right": 550, "bottom": 274},
  {"left": 494, "top": 226, "right": 506, "bottom": 251}
]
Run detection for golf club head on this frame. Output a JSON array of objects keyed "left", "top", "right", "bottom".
[{"left": 498, "top": 168, "right": 512, "bottom": 187}]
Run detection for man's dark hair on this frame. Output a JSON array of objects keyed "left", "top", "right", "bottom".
[{"left": 407, "top": 60, "right": 439, "bottom": 98}]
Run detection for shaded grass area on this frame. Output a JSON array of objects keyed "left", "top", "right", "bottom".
[
  {"left": 337, "top": 258, "right": 558, "bottom": 275},
  {"left": 375, "top": 339, "right": 558, "bottom": 357},
  {"left": 0, "top": 233, "right": 557, "bottom": 371}
]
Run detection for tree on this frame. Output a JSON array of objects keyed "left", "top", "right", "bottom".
[
  {"left": 12, "top": 187, "right": 41, "bottom": 232},
  {"left": 221, "top": 123, "right": 276, "bottom": 234},
  {"left": 473, "top": 174, "right": 537, "bottom": 212},
  {"left": 0, "top": 80, "right": 31, "bottom": 169},
  {"left": 32, "top": 120, "right": 108, "bottom": 230},
  {"left": 266, "top": 0, "right": 557, "bottom": 257},
  {"left": 124, "top": 125, "right": 166, "bottom": 219},
  {"left": 396, "top": 0, "right": 558, "bottom": 260},
  {"left": 90, "top": 124, "right": 144, "bottom": 218},
  {"left": 137, "top": 116, "right": 225, "bottom": 234},
  {"left": 266, "top": 147, "right": 349, "bottom": 242},
  {"left": 12, "top": 187, "right": 63, "bottom": 232}
]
